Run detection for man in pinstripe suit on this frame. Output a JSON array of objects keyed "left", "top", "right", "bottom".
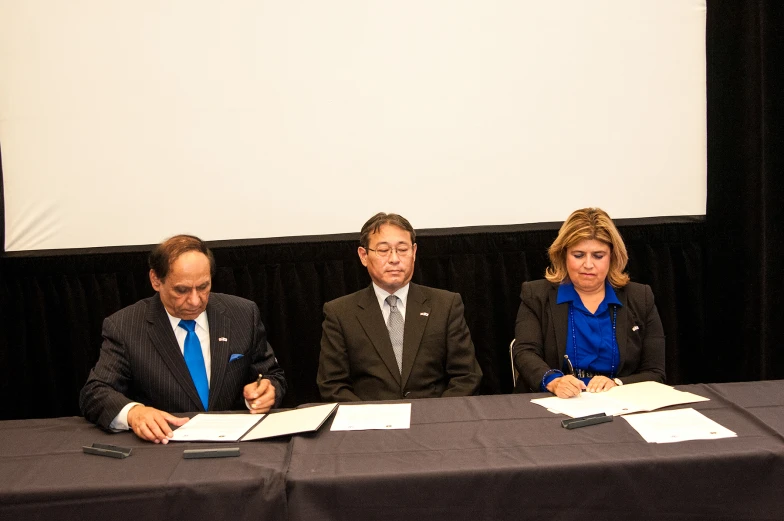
[{"left": 80, "top": 235, "right": 286, "bottom": 444}]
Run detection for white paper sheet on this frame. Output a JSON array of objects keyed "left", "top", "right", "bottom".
[
  {"left": 330, "top": 403, "right": 412, "bottom": 431},
  {"left": 622, "top": 408, "right": 737, "bottom": 443},
  {"left": 531, "top": 381, "right": 709, "bottom": 418},
  {"left": 170, "top": 414, "right": 263, "bottom": 442},
  {"left": 533, "top": 392, "right": 643, "bottom": 418},
  {"left": 242, "top": 403, "right": 337, "bottom": 441}
]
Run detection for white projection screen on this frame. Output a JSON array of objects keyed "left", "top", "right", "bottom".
[{"left": 0, "top": 0, "right": 706, "bottom": 252}]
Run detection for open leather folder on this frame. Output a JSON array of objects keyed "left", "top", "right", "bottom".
[{"left": 170, "top": 403, "right": 338, "bottom": 442}]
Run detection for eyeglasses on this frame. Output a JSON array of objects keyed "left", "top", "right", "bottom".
[{"left": 366, "top": 246, "right": 412, "bottom": 258}]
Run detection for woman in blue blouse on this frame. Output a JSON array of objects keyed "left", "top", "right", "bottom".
[{"left": 512, "top": 208, "right": 665, "bottom": 397}]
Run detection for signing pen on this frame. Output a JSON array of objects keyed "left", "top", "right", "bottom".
[
  {"left": 249, "top": 374, "right": 265, "bottom": 410},
  {"left": 563, "top": 354, "right": 575, "bottom": 376}
]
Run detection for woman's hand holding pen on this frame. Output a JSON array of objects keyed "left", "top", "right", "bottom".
[
  {"left": 551, "top": 354, "right": 587, "bottom": 398},
  {"left": 546, "top": 375, "right": 586, "bottom": 398},
  {"left": 243, "top": 374, "right": 276, "bottom": 414}
]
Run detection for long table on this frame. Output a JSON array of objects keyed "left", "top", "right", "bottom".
[
  {"left": 286, "top": 382, "right": 784, "bottom": 521},
  {"left": 3, "top": 382, "right": 784, "bottom": 521},
  {"left": 0, "top": 416, "right": 289, "bottom": 521}
]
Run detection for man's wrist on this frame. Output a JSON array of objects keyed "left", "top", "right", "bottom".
[
  {"left": 111, "top": 402, "right": 143, "bottom": 431},
  {"left": 126, "top": 403, "right": 145, "bottom": 424}
]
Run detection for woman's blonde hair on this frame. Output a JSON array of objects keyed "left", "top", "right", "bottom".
[{"left": 545, "top": 207, "right": 630, "bottom": 288}]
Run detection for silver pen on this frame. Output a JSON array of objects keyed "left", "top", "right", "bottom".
[{"left": 563, "top": 355, "right": 575, "bottom": 376}]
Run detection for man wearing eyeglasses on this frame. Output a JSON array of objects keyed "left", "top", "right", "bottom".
[{"left": 317, "top": 212, "right": 482, "bottom": 401}]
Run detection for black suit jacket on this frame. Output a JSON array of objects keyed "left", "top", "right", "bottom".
[
  {"left": 80, "top": 293, "right": 286, "bottom": 429},
  {"left": 512, "top": 280, "right": 665, "bottom": 392},
  {"left": 317, "top": 283, "right": 482, "bottom": 401}
]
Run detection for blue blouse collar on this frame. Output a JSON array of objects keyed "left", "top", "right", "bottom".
[{"left": 556, "top": 280, "right": 622, "bottom": 308}]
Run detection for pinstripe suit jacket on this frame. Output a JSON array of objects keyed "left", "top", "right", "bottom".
[
  {"left": 80, "top": 293, "right": 286, "bottom": 429},
  {"left": 317, "top": 283, "right": 482, "bottom": 401}
]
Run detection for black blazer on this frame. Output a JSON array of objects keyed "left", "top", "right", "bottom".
[
  {"left": 512, "top": 280, "right": 665, "bottom": 392},
  {"left": 80, "top": 293, "right": 286, "bottom": 429},
  {"left": 317, "top": 283, "right": 482, "bottom": 401}
]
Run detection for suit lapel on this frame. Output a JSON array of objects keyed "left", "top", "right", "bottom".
[
  {"left": 548, "top": 284, "right": 569, "bottom": 366},
  {"left": 207, "top": 297, "right": 230, "bottom": 411},
  {"left": 401, "top": 283, "right": 429, "bottom": 389},
  {"left": 356, "top": 285, "right": 401, "bottom": 385},
  {"left": 146, "top": 296, "right": 204, "bottom": 411},
  {"left": 614, "top": 287, "right": 629, "bottom": 368}
]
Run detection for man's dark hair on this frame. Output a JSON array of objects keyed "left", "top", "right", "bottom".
[
  {"left": 148, "top": 234, "right": 216, "bottom": 281},
  {"left": 359, "top": 213, "right": 416, "bottom": 248}
]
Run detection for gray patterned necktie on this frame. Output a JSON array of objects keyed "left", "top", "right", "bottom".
[{"left": 385, "top": 295, "right": 404, "bottom": 373}]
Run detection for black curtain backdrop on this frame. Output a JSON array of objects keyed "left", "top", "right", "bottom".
[
  {"left": 705, "top": 1, "right": 784, "bottom": 382},
  {"left": 0, "top": 1, "right": 782, "bottom": 421},
  {"left": 0, "top": 219, "right": 704, "bottom": 420}
]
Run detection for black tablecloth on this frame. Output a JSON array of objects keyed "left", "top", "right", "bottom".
[
  {"left": 286, "top": 383, "right": 784, "bottom": 521},
  {"left": 3, "top": 382, "right": 784, "bottom": 521},
  {"left": 0, "top": 416, "right": 289, "bottom": 521}
]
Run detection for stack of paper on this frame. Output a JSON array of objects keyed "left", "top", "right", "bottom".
[{"left": 530, "top": 381, "right": 709, "bottom": 418}]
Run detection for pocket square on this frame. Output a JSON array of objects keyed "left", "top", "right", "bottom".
[
  {"left": 632, "top": 325, "right": 639, "bottom": 332},
  {"left": 420, "top": 312, "right": 429, "bottom": 317},
  {"left": 229, "top": 353, "right": 243, "bottom": 362}
]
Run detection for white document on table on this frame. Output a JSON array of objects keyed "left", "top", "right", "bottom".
[
  {"left": 330, "top": 403, "right": 411, "bottom": 431},
  {"left": 531, "top": 381, "right": 709, "bottom": 418},
  {"left": 532, "top": 392, "right": 637, "bottom": 418},
  {"left": 622, "top": 408, "right": 737, "bottom": 443},
  {"left": 170, "top": 414, "right": 263, "bottom": 442},
  {"left": 242, "top": 403, "right": 338, "bottom": 441}
]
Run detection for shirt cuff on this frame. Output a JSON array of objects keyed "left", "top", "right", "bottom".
[
  {"left": 109, "top": 402, "right": 142, "bottom": 432},
  {"left": 541, "top": 370, "right": 564, "bottom": 392}
]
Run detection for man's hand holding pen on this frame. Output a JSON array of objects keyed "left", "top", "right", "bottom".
[{"left": 243, "top": 374, "right": 276, "bottom": 414}]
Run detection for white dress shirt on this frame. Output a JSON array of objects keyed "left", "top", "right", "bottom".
[
  {"left": 109, "top": 310, "right": 211, "bottom": 430},
  {"left": 372, "top": 282, "right": 410, "bottom": 322}
]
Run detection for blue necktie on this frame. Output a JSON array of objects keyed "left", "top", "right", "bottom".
[{"left": 178, "top": 319, "right": 209, "bottom": 410}]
